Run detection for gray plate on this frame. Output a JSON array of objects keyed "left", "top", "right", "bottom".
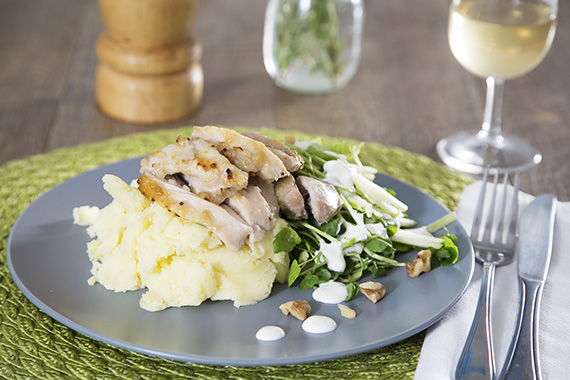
[{"left": 7, "top": 157, "right": 474, "bottom": 366}]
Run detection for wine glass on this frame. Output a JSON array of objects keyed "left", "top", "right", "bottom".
[{"left": 437, "top": 0, "right": 558, "bottom": 174}]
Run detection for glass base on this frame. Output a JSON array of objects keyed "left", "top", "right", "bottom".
[{"left": 436, "top": 130, "right": 542, "bottom": 174}]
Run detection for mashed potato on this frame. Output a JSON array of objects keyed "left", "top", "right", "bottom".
[{"left": 73, "top": 174, "right": 289, "bottom": 312}]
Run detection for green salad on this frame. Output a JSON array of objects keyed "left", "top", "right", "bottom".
[{"left": 273, "top": 139, "right": 459, "bottom": 300}]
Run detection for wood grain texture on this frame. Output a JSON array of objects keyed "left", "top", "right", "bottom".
[{"left": 1, "top": 0, "right": 569, "bottom": 200}]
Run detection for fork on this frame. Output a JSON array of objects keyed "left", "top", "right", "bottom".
[{"left": 455, "top": 167, "right": 520, "bottom": 380}]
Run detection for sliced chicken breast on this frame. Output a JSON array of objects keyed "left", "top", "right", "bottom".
[
  {"left": 242, "top": 131, "right": 304, "bottom": 173},
  {"left": 296, "top": 175, "right": 342, "bottom": 224},
  {"left": 140, "top": 135, "right": 249, "bottom": 204},
  {"left": 191, "top": 126, "right": 289, "bottom": 181},
  {"left": 224, "top": 184, "right": 277, "bottom": 242},
  {"left": 249, "top": 176, "right": 280, "bottom": 217},
  {"left": 137, "top": 173, "right": 253, "bottom": 250},
  {"left": 274, "top": 175, "right": 308, "bottom": 220}
]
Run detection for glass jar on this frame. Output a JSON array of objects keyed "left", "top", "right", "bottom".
[{"left": 263, "top": 0, "right": 364, "bottom": 94}]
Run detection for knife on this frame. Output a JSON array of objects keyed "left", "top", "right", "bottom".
[{"left": 499, "top": 194, "right": 557, "bottom": 380}]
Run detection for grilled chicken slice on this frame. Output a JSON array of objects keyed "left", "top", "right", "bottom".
[
  {"left": 274, "top": 175, "right": 307, "bottom": 220},
  {"left": 249, "top": 176, "right": 279, "bottom": 217},
  {"left": 137, "top": 173, "right": 253, "bottom": 250},
  {"left": 224, "top": 183, "right": 277, "bottom": 242},
  {"left": 296, "top": 175, "right": 342, "bottom": 224},
  {"left": 140, "top": 135, "right": 249, "bottom": 204},
  {"left": 242, "top": 131, "right": 304, "bottom": 173},
  {"left": 191, "top": 126, "right": 289, "bottom": 181}
]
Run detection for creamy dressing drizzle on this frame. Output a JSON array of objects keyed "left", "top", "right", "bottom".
[
  {"left": 365, "top": 222, "right": 388, "bottom": 239},
  {"left": 339, "top": 213, "right": 370, "bottom": 243},
  {"left": 312, "top": 281, "right": 348, "bottom": 304},
  {"left": 323, "top": 160, "right": 354, "bottom": 190},
  {"left": 302, "top": 315, "right": 337, "bottom": 334},
  {"left": 317, "top": 239, "right": 346, "bottom": 272},
  {"left": 255, "top": 325, "right": 285, "bottom": 341}
]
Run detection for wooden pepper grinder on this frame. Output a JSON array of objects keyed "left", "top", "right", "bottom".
[{"left": 96, "top": 0, "right": 203, "bottom": 124}]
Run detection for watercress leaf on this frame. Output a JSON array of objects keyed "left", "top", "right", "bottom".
[
  {"left": 429, "top": 248, "right": 442, "bottom": 270},
  {"left": 364, "top": 238, "right": 389, "bottom": 253},
  {"left": 288, "top": 259, "right": 301, "bottom": 287},
  {"left": 448, "top": 232, "right": 459, "bottom": 244},
  {"left": 346, "top": 270, "right": 363, "bottom": 282},
  {"left": 273, "top": 227, "right": 302, "bottom": 253},
  {"left": 342, "top": 257, "right": 356, "bottom": 276},
  {"left": 393, "top": 242, "right": 413, "bottom": 252},
  {"left": 345, "top": 282, "right": 359, "bottom": 301},
  {"left": 315, "top": 267, "right": 332, "bottom": 282},
  {"left": 344, "top": 260, "right": 364, "bottom": 281},
  {"left": 436, "top": 236, "right": 459, "bottom": 266},
  {"left": 299, "top": 274, "right": 320, "bottom": 290},
  {"left": 370, "top": 263, "right": 388, "bottom": 278},
  {"left": 320, "top": 215, "right": 342, "bottom": 236}
]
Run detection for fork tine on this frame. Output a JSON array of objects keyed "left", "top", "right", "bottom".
[
  {"left": 505, "top": 172, "right": 520, "bottom": 247},
  {"left": 481, "top": 169, "right": 500, "bottom": 244},
  {"left": 471, "top": 166, "right": 490, "bottom": 241},
  {"left": 495, "top": 170, "right": 510, "bottom": 244}
]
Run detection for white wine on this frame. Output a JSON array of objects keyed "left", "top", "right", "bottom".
[{"left": 448, "top": 1, "right": 557, "bottom": 79}]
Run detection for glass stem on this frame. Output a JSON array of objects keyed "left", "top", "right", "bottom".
[{"left": 480, "top": 76, "right": 504, "bottom": 140}]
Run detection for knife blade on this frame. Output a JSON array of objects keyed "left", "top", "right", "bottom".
[{"left": 499, "top": 194, "right": 557, "bottom": 380}]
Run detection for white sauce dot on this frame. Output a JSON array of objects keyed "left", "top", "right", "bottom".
[
  {"left": 255, "top": 326, "right": 285, "bottom": 341},
  {"left": 312, "top": 281, "right": 348, "bottom": 304},
  {"left": 302, "top": 315, "right": 337, "bottom": 334}
]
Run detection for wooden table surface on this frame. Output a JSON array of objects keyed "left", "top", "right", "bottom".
[{"left": 2, "top": 0, "right": 569, "bottom": 200}]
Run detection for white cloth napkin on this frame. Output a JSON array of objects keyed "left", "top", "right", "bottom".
[{"left": 414, "top": 182, "right": 570, "bottom": 380}]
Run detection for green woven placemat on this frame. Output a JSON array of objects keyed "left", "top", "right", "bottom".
[{"left": 0, "top": 127, "right": 473, "bottom": 380}]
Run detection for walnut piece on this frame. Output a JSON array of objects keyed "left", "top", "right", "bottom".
[
  {"left": 279, "top": 300, "right": 311, "bottom": 321},
  {"left": 338, "top": 304, "right": 356, "bottom": 319},
  {"left": 359, "top": 281, "right": 386, "bottom": 303},
  {"left": 406, "top": 249, "right": 432, "bottom": 278}
]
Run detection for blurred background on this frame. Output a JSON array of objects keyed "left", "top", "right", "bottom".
[{"left": 1, "top": 0, "right": 568, "bottom": 199}]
